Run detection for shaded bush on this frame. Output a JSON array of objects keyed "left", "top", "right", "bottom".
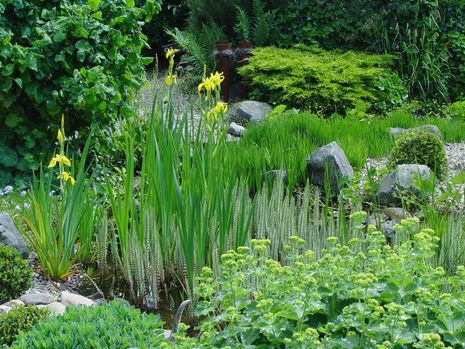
[
  {"left": 0, "top": 0, "right": 161, "bottom": 186},
  {"left": 389, "top": 130, "right": 448, "bottom": 180},
  {"left": 11, "top": 301, "right": 166, "bottom": 348},
  {"left": 0, "top": 306, "right": 49, "bottom": 347},
  {"left": 0, "top": 243, "right": 32, "bottom": 303},
  {"left": 239, "top": 45, "right": 407, "bottom": 114}
]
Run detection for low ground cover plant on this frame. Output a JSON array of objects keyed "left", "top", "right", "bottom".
[
  {"left": 239, "top": 45, "right": 407, "bottom": 114},
  {"left": 10, "top": 301, "right": 166, "bottom": 349},
  {"left": 0, "top": 243, "right": 32, "bottom": 303},
  {"left": 0, "top": 305, "right": 50, "bottom": 347},
  {"left": 186, "top": 217, "right": 465, "bottom": 348}
]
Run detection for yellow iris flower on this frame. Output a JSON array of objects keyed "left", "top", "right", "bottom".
[
  {"left": 214, "top": 101, "right": 228, "bottom": 114},
  {"left": 57, "top": 129, "right": 63, "bottom": 142},
  {"left": 165, "top": 74, "right": 177, "bottom": 86},
  {"left": 57, "top": 171, "right": 75, "bottom": 186},
  {"left": 48, "top": 154, "right": 71, "bottom": 168},
  {"left": 198, "top": 72, "right": 224, "bottom": 95},
  {"left": 165, "top": 48, "right": 179, "bottom": 60}
]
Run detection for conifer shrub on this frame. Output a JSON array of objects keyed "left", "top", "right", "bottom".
[
  {"left": 389, "top": 130, "right": 448, "bottom": 180},
  {"left": 238, "top": 45, "right": 407, "bottom": 115},
  {"left": 0, "top": 243, "right": 32, "bottom": 303},
  {"left": 0, "top": 306, "right": 49, "bottom": 347}
]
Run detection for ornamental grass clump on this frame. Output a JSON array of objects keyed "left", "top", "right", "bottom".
[
  {"left": 22, "top": 116, "right": 97, "bottom": 280},
  {"left": 186, "top": 215, "right": 465, "bottom": 348}
]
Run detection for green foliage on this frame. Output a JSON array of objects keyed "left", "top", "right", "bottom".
[
  {"left": 0, "top": 243, "right": 32, "bottom": 304},
  {"left": 185, "top": 0, "right": 279, "bottom": 40},
  {"left": 0, "top": 306, "right": 50, "bottom": 347},
  {"left": 239, "top": 45, "right": 407, "bottom": 114},
  {"left": 389, "top": 130, "right": 448, "bottom": 180},
  {"left": 11, "top": 301, "right": 166, "bottom": 349},
  {"left": 166, "top": 24, "right": 223, "bottom": 81},
  {"left": 231, "top": 107, "right": 465, "bottom": 188},
  {"left": 274, "top": 0, "right": 465, "bottom": 102},
  {"left": 443, "top": 100, "right": 465, "bottom": 119},
  {"left": 0, "top": 0, "right": 161, "bottom": 186},
  {"left": 234, "top": 0, "right": 276, "bottom": 46},
  {"left": 189, "top": 219, "right": 465, "bottom": 348},
  {"left": 22, "top": 123, "right": 97, "bottom": 280}
]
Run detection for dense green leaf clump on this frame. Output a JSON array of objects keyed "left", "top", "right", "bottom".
[
  {"left": 0, "top": 243, "right": 32, "bottom": 303},
  {"left": 0, "top": 306, "right": 50, "bottom": 347},
  {"left": 11, "top": 301, "right": 166, "bottom": 349},
  {"left": 239, "top": 45, "right": 407, "bottom": 114},
  {"left": 390, "top": 130, "right": 448, "bottom": 180},
  {"left": 0, "top": 0, "right": 161, "bottom": 186},
  {"left": 185, "top": 218, "right": 465, "bottom": 348}
]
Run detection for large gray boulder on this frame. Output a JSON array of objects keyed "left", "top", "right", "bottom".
[
  {"left": 307, "top": 142, "right": 354, "bottom": 193},
  {"left": 232, "top": 100, "right": 272, "bottom": 125},
  {"left": 389, "top": 124, "right": 442, "bottom": 140},
  {"left": 0, "top": 212, "right": 29, "bottom": 257},
  {"left": 377, "top": 164, "right": 432, "bottom": 206}
]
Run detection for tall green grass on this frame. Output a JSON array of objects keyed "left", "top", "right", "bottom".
[{"left": 229, "top": 107, "right": 465, "bottom": 187}]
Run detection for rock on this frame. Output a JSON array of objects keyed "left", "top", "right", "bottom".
[
  {"left": 164, "top": 330, "right": 172, "bottom": 339},
  {"left": 226, "top": 134, "right": 240, "bottom": 143},
  {"left": 227, "top": 122, "right": 247, "bottom": 137},
  {"left": 20, "top": 291, "right": 56, "bottom": 305},
  {"left": 389, "top": 125, "right": 442, "bottom": 140},
  {"left": 60, "top": 291, "right": 95, "bottom": 306},
  {"left": 0, "top": 212, "right": 29, "bottom": 257},
  {"left": 2, "top": 299, "right": 24, "bottom": 309},
  {"left": 377, "top": 164, "right": 432, "bottom": 206},
  {"left": 381, "top": 220, "right": 397, "bottom": 239},
  {"left": 385, "top": 207, "right": 407, "bottom": 223},
  {"left": 232, "top": 100, "right": 272, "bottom": 125},
  {"left": 0, "top": 305, "right": 11, "bottom": 314},
  {"left": 47, "top": 301, "right": 67, "bottom": 315},
  {"left": 307, "top": 142, "right": 354, "bottom": 193}
]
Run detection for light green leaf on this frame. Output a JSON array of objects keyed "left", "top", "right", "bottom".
[{"left": 88, "top": 0, "right": 101, "bottom": 10}]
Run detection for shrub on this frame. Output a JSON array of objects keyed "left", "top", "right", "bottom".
[
  {"left": 11, "top": 301, "right": 166, "bottom": 349},
  {"left": 238, "top": 45, "right": 407, "bottom": 114},
  {"left": 0, "top": 243, "right": 32, "bottom": 303},
  {"left": 444, "top": 100, "right": 465, "bottom": 119},
  {"left": 187, "top": 218, "right": 465, "bottom": 348},
  {"left": 0, "top": 306, "right": 50, "bottom": 347},
  {"left": 0, "top": 0, "right": 161, "bottom": 186},
  {"left": 389, "top": 130, "right": 448, "bottom": 180}
]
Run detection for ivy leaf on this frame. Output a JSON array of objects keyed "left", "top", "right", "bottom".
[
  {"left": 88, "top": 0, "right": 101, "bottom": 11},
  {"left": 0, "top": 145, "right": 18, "bottom": 167},
  {"left": 5, "top": 114, "right": 22, "bottom": 128},
  {"left": 126, "top": 0, "right": 135, "bottom": 7}
]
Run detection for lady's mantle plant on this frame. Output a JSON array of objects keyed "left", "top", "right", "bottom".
[{"left": 186, "top": 214, "right": 465, "bottom": 348}]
